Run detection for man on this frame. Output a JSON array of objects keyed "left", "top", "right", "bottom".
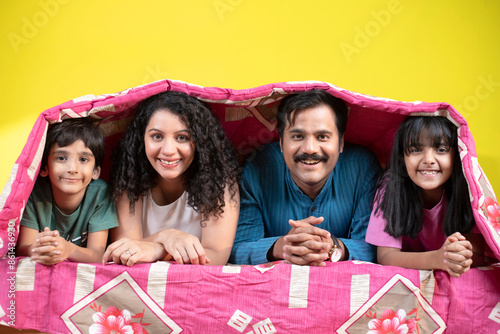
[{"left": 229, "top": 89, "right": 381, "bottom": 266}]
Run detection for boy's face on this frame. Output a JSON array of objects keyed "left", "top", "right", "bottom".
[{"left": 40, "top": 139, "right": 100, "bottom": 203}]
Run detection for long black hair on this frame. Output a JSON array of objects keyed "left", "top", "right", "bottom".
[
  {"left": 111, "top": 91, "right": 241, "bottom": 219},
  {"left": 373, "top": 116, "right": 474, "bottom": 238}
]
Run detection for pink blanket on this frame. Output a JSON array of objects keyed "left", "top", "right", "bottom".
[{"left": 1, "top": 79, "right": 499, "bottom": 333}]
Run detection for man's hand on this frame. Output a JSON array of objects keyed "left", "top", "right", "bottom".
[{"left": 273, "top": 216, "right": 333, "bottom": 266}]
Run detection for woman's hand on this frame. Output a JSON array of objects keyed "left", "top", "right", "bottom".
[
  {"left": 159, "top": 229, "right": 210, "bottom": 265},
  {"left": 102, "top": 238, "right": 164, "bottom": 266}
]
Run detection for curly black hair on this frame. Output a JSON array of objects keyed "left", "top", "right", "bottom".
[{"left": 111, "top": 91, "right": 241, "bottom": 220}]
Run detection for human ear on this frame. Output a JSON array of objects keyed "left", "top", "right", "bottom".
[
  {"left": 39, "top": 166, "right": 49, "bottom": 177},
  {"left": 339, "top": 135, "right": 345, "bottom": 153},
  {"left": 92, "top": 166, "right": 101, "bottom": 180}
]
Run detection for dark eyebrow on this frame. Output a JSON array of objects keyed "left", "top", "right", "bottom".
[
  {"left": 52, "top": 149, "right": 94, "bottom": 157},
  {"left": 288, "top": 129, "right": 333, "bottom": 135},
  {"left": 147, "top": 128, "right": 164, "bottom": 133},
  {"left": 147, "top": 128, "right": 190, "bottom": 134}
]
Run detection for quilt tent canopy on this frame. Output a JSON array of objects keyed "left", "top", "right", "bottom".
[{"left": 0, "top": 79, "right": 499, "bottom": 333}]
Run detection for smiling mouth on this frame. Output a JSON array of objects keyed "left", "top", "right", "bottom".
[
  {"left": 419, "top": 170, "right": 439, "bottom": 175},
  {"left": 62, "top": 178, "right": 80, "bottom": 182},
  {"left": 159, "top": 158, "right": 180, "bottom": 165},
  {"left": 301, "top": 159, "right": 321, "bottom": 165}
]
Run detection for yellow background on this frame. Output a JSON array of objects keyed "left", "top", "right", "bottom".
[{"left": 1, "top": 1, "right": 499, "bottom": 194}]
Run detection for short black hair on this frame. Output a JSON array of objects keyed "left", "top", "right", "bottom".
[
  {"left": 276, "top": 89, "right": 348, "bottom": 140},
  {"left": 42, "top": 118, "right": 104, "bottom": 170}
]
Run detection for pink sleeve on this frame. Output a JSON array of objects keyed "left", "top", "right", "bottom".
[{"left": 365, "top": 208, "right": 403, "bottom": 249}]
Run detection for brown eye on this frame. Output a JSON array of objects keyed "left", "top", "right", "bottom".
[
  {"left": 177, "top": 135, "right": 190, "bottom": 142},
  {"left": 151, "top": 133, "right": 163, "bottom": 141}
]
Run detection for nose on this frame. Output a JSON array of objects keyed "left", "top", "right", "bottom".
[
  {"left": 68, "top": 158, "right": 79, "bottom": 174},
  {"left": 422, "top": 149, "right": 436, "bottom": 165},
  {"left": 302, "top": 136, "right": 319, "bottom": 154},
  {"left": 161, "top": 138, "right": 176, "bottom": 156}
]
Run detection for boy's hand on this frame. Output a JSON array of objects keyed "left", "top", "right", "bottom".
[{"left": 31, "top": 227, "right": 73, "bottom": 265}]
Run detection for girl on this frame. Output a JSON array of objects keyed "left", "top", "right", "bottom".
[
  {"left": 102, "top": 91, "right": 241, "bottom": 266},
  {"left": 366, "top": 116, "right": 490, "bottom": 277}
]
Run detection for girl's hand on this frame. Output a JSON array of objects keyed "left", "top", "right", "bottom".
[
  {"left": 102, "top": 238, "right": 161, "bottom": 266},
  {"left": 159, "top": 229, "right": 210, "bottom": 265},
  {"left": 441, "top": 232, "right": 473, "bottom": 277}
]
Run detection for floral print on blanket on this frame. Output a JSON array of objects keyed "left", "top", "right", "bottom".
[
  {"left": 366, "top": 308, "right": 417, "bottom": 334},
  {"left": 89, "top": 304, "right": 150, "bottom": 334},
  {"left": 485, "top": 197, "right": 500, "bottom": 233}
]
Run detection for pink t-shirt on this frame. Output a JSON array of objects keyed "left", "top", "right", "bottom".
[{"left": 365, "top": 195, "right": 447, "bottom": 252}]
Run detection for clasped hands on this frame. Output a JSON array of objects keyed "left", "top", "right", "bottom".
[
  {"left": 440, "top": 232, "right": 474, "bottom": 278},
  {"left": 278, "top": 216, "right": 338, "bottom": 267},
  {"left": 30, "top": 227, "right": 72, "bottom": 265}
]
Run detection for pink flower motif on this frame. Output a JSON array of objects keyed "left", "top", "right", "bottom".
[
  {"left": 367, "top": 309, "right": 416, "bottom": 334},
  {"left": 89, "top": 306, "right": 143, "bottom": 334},
  {"left": 484, "top": 197, "right": 500, "bottom": 233}
]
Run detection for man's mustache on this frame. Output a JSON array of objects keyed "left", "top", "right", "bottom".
[{"left": 293, "top": 153, "right": 328, "bottom": 163}]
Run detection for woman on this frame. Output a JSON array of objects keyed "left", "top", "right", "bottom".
[{"left": 102, "top": 91, "right": 241, "bottom": 266}]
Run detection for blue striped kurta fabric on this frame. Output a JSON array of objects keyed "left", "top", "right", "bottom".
[{"left": 230, "top": 142, "right": 382, "bottom": 265}]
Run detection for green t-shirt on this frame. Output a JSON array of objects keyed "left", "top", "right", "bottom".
[{"left": 20, "top": 177, "right": 119, "bottom": 247}]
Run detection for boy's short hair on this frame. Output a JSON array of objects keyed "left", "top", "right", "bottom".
[{"left": 41, "top": 118, "right": 105, "bottom": 170}]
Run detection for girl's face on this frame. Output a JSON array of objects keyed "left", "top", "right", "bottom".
[
  {"left": 144, "top": 109, "right": 195, "bottom": 185},
  {"left": 404, "top": 133, "right": 454, "bottom": 203}
]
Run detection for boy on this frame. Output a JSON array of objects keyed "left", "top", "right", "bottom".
[{"left": 16, "top": 118, "right": 119, "bottom": 265}]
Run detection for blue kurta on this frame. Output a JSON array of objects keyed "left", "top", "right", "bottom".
[{"left": 230, "top": 142, "right": 382, "bottom": 265}]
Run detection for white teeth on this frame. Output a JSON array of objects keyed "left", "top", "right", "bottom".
[
  {"left": 301, "top": 160, "right": 320, "bottom": 165},
  {"left": 160, "top": 159, "right": 180, "bottom": 165},
  {"left": 420, "top": 170, "right": 438, "bottom": 175}
]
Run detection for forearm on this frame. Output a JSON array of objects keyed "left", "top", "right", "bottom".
[
  {"left": 378, "top": 249, "right": 443, "bottom": 271},
  {"left": 15, "top": 226, "right": 40, "bottom": 257},
  {"left": 271, "top": 236, "right": 285, "bottom": 261},
  {"left": 15, "top": 243, "right": 34, "bottom": 257},
  {"left": 66, "top": 243, "right": 105, "bottom": 263},
  {"left": 204, "top": 247, "right": 231, "bottom": 266}
]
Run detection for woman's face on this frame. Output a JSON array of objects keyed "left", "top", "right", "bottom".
[{"left": 144, "top": 109, "right": 195, "bottom": 185}]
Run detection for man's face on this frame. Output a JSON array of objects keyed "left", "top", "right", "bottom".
[{"left": 281, "top": 104, "right": 344, "bottom": 199}]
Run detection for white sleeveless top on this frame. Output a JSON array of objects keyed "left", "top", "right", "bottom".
[{"left": 142, "top": 191, "right": 203, "bottom": 239}]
